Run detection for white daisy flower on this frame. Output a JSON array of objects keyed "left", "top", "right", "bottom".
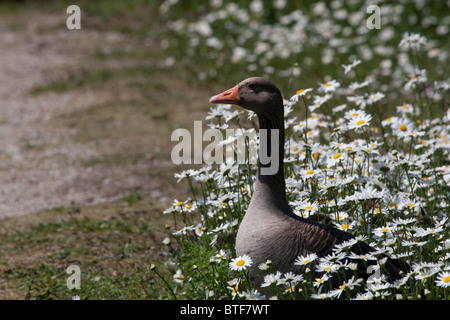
[
  {"left": 229, "top": 254, "right": 253, "bottom": 271},
  {"left": 398, "top": 32, "right": 427, "bottom": 51},
  {"left": 435, "top": 272, "right": 450, "bottom": 288},
  {"left": 313, "top": 274, "right": 330, "bottom": 288},
  {"left": 396, "top": 103, "right": 414, "bottom": 114},
  {"left": 341, "top": 59, "right": 362, "bottom": 74},
  {"left": 367, "top": 92, "right": 385, "bottom": 104},
  {"left": 290, "top": 88, "right": 313, "bottom": 102},
  {"left": 347, "top": 113, "right": 373, "bottom": 131},
  {"left": 294, "top": 253, "right": 318, "bottom": 266},
  {"left": 173, "top": 269, "right": 184, "bottom": 284},
  {"left": 261, "top": 271, "right": 283, "bottom": 287},
  {"left": 319, "top": 80, "right": 340, "bottom": 93}
]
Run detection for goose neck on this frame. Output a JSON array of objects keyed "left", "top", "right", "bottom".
[{"left": 251, "top": 112, "right": 288, "bottom": 209}]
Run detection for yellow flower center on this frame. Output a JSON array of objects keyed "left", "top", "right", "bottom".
[
  {"left": 334, "top": 153, "right": 342, "bottom": 159},
  {"left": 236, "top": 260, "right": 245, "bottom": 267},
  {"left": 399, "top": 124, "right": 407, "bottom": 131},
  {"left": 380, "top": 228, "right": 389, "bottom": 232},
  {"left": 185, "top": 205, "right": 192, "bottom": 209},
  {"left": 443, "top": 276, "right": 450, "bottom": 283},
  {"left": 176, "top": 201, "right": 184, "bottom": 206},
  {"left": 356, "top": 120, "right": 365, "bottom": 126},
  {"left": 306, "top": 170, "right": 314, "bottom": 175},
  {"left": 325, "top": 83, "right": 332, "bottom": 87},
  {"left": 305, "top": 206, "right": 314, "bottom": 210},
  {"left": 297, "top": 89, "right": 305, "bottom": 94}
]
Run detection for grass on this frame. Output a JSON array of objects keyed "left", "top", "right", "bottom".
[{"left": 0, "top": 195, "right": 174, "bottom": 300}]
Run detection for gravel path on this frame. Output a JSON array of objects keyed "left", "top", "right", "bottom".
[{"left": 0, "top": 10, "right": 169, "bottom": 218}]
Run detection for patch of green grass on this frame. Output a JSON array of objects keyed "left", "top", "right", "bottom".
[
  {"left": 31, "top": 68, "right": 114, "bottom": 95},
  {"left": 121, "top": 191, "right": 144, "bottom": 206},
  {"left": 0, "top": 197, "right": 175, "bottom": 300},
  {"left": 53, "top": 103, "right": 155, "bottom": 142}
]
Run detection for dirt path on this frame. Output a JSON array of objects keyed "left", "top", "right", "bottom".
[{"left": 0, "top": 8, "right": 190, "bottom": 218}]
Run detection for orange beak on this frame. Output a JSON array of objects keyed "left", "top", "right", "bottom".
[{"left": 209, "top": 85, "right": 240, "bottom": 104}]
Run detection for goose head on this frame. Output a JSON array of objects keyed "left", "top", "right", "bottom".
[{"left": 209, "top": 77, "right": 283, "bottom": 117}]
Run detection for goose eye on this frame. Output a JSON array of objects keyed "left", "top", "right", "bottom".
[{"left": 247, "top": 82, "right": 256, "bottom": 90}]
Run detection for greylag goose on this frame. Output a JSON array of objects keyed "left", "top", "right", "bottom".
[{"left": 210, "top": 77, "right": 409, "bottom": 295}]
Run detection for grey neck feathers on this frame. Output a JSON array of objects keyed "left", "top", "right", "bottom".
[{"left": 249, "top": 108, "right": 290, "bottom": 212}]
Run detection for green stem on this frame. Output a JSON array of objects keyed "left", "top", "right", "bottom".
[{"left": 152, "top": 266, "right": 177, "bottom": 300}]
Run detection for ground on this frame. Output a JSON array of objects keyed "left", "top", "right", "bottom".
[
  {"left": 0, "top": 2, "right": 209, "bottom": 299},
  {"left": 0, "top": 4, "right": 207, "bottom": 218}
]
